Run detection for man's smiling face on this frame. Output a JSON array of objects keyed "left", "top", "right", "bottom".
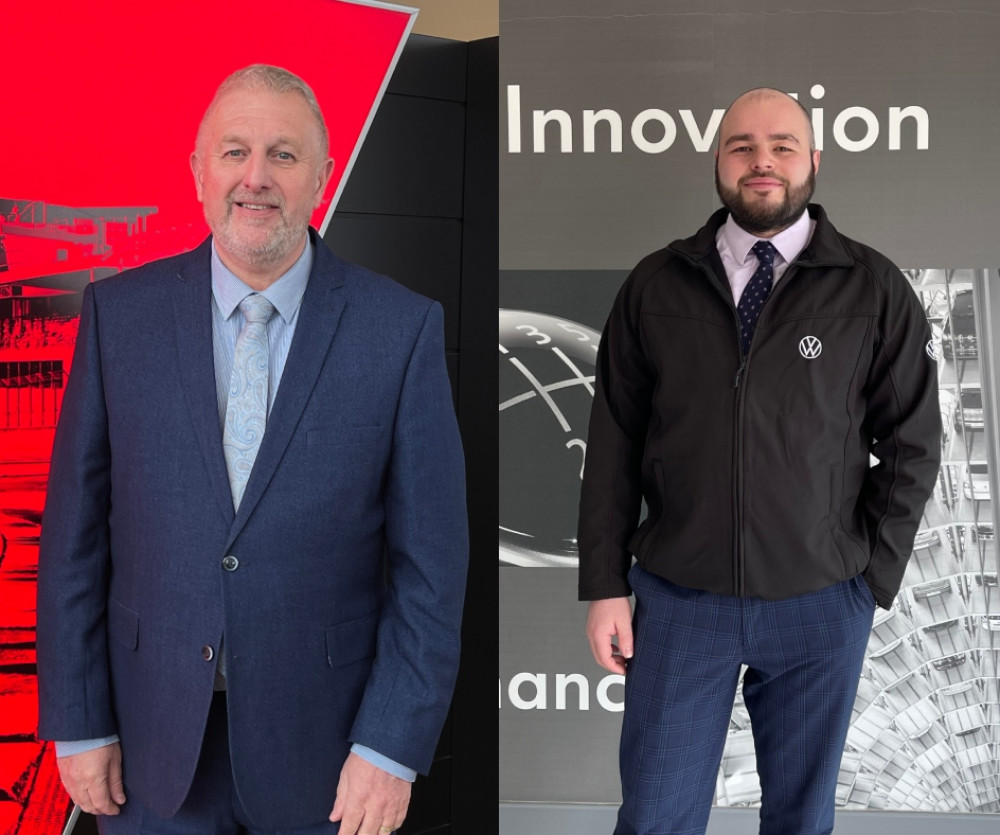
[
  {"left": 191, "top": 85, "right": 333, "bottom": 283},
  {"left": 715, "top": 91, "right": 821, "bottom": 237}
]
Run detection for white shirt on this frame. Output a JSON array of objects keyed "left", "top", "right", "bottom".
[{"left": 715, "top": 210, "right": 816, "bottom": 304}]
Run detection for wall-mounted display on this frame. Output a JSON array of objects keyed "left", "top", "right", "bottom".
[
  {"left": 499, "top": 3, "right": 1000, "bottom": 817},
  {"left": 499, "top": 271, "right": 1000, "bottom": 812}
]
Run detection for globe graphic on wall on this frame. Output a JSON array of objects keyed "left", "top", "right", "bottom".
[{"left": 499, "top": 309, "right": 601, "bottom": 566}]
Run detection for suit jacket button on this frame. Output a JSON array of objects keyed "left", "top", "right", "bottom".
[
  {"left": 201, "top": 645, "right": 214, "bottom": 661},
  {"left": 222, "top": 555, "right": 239, "bottom": 571}
]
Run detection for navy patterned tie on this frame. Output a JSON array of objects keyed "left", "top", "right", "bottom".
[
  {"left": 738, "top": 240, "right": 776, "bottom": 355},
  {"left": 223, "top": 294, "right": 275, "bottom": 510}
]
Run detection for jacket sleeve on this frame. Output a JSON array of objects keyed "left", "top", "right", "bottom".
[
  {"left": 36, "top": 282, "right": 118, "bottom": 741},
  {"left": 347, "top": 302, "right": 469, "bottom": 775},
  {"left": 860, "top": 263, "right": 942, "bottom": 608},
  {"left": 578, "top": 269, "right": 654, "bottom": 600}
]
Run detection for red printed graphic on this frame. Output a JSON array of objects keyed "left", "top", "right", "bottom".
[{"left": 0, "top": 2, "right": 414, "bottom": 831}]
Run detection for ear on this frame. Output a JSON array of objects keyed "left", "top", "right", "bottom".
[
  {"left": 190, "top": 152, "right": 205, "bottom": 202},
  {"left": 313, "top": 157, "right": 335, "bottom": 209},
  {"left": 812, "top": 149, "right": 821, "bottom": 175}
]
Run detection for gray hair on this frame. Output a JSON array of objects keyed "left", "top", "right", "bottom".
[{"left": 195, "top": 64, "right": 329, "bottom": 157}]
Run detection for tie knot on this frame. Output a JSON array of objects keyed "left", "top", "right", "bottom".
[
  {"left": 752, "top": 240, "right": 776, "bottom": 266},
  {"left": 239, "top": 294, "right": 275, "bottom": 325}
]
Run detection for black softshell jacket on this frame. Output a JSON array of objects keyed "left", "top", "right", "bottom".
[{"left": 578, "top": 205, "right": 942, "bottom": 609}]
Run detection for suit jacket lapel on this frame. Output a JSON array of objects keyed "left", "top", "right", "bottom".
[
  {"left": 227, "top": 238, "right": 346, "bottom": 543},
  {"left": 171, "top": 240, "right": 236, "bottom": 526}
]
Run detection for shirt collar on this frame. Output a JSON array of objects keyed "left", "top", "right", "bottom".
[
  {"left": 210, "top": 237, "right": 313, "bottom": 323},
  {"left": 719, "top": 209, "right": 813, "bottom": 267}
]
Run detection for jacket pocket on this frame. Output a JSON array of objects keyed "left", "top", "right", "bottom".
[
  {"left": 629, "top": 459, "right": 665, "bottom": 557},
  {"left": 108, "top": 599, "right": 139, "bottom": 650},
  {"left": 325, "top": 612, "right": 379, "bottom": 667}
]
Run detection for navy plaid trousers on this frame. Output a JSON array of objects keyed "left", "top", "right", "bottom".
[{"left": 615, "top": 563, "right": 875, "bottom": 835}]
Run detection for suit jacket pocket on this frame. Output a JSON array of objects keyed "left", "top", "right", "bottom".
[
  {"left": 307, "top": 426, "right": 382, "bottom": 446},
  {"left": 325, "top": 612, "right": 379, "bottom": 668},
  {"left": 108, "top": 599, "right": 139, "bottom": 650}
]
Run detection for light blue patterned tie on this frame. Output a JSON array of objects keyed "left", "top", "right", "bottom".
[{"left": 223, "top": 294, "right": 275, "bottom": 510}]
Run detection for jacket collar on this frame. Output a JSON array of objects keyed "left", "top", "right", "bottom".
[
  {"left": 171, "top": 239, "right": 234, "bottom": 525},
  {"left": 169, "top": 229, "right": 347, "bottom": 535},
  {"left": 225, "top": 227, "right": 347, "bottom": 543},
  {"left": 669, "top": 203, "right": 854, "bottom": 270}
]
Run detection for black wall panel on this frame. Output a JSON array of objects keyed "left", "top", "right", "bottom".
[
  {"left": 335, "top": 95, "right": 466, "bottom": 218},
  {"left": 450, "top": 34, "right": 499, "bottom": 835},
  {"left": 388, "top": 37, "right": 468, "bottom": 102},
  {"left": 325, "top": 214, "right": 462, "bottom": 349}
]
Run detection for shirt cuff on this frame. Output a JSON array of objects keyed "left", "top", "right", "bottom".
[
  {"left": 350, "top": 744, "right": 417, "bottom": 782},
  {"left": 55, "top": 735, "right": 120, "bottom": 758}
]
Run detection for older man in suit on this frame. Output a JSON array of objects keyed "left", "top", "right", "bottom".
[{"left": 36, "top": 65, "right": 468, "bottom": 835}]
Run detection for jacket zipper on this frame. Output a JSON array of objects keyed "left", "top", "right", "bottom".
[
  {"left": 688, "top": 257, "right": 798, "bottom": 597},
  {"left": 733, "top": 302, "right": 748, "bottom": 597},
  {"left": 731, "top": 267, "right": 799, "bottom": 595},
  {"left": 688, "top": 263, "right": 748, "bottom": 595}
]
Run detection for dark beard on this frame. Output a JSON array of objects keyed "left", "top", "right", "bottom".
[{"left": 715, "top": 164, "right": 816, "bottom": 236}]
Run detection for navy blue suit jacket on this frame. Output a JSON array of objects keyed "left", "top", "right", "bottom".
[{"left": 36, "top": 233, "right": 468, "bottom": 828}]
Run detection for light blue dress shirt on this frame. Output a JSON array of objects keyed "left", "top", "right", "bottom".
[{"left": 56, "top": 239, "right": 416, "bottom": 783}]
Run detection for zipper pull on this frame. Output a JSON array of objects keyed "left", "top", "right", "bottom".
[{"left": 733, "top": 357, "right": 746, "bottom": 388}]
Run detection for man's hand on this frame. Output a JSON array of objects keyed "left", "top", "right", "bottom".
[
  {"left": 586, "top": 597, "right": 634, "bottom": 674},
  {"left": 329, "top": 752, "right": 411, "bottom": 835},
  {"left": 56, "top": 742, "right": 125, "bottom": 816}
]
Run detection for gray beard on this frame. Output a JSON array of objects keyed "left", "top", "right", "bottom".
[{"left": 209, "top": 211, "right": 308, "bottom": 269}]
